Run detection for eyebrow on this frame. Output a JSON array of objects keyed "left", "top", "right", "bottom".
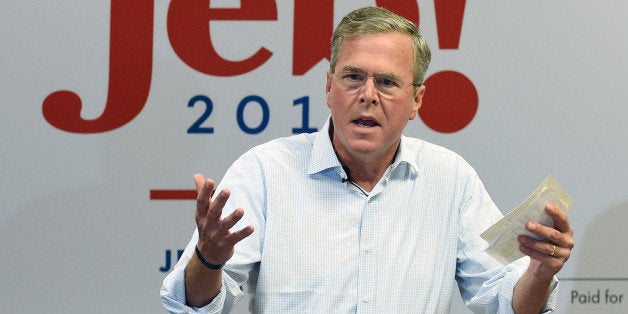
[
  {"left": 339, "top": 65, "right": 361, "bottom": 72},
  {"left": 339, "top": 66, "right": 403, "bottom": 81}
]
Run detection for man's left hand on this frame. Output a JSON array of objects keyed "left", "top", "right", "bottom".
[{"left": 518, "top": 203, "right": 575, "bottom": 279}]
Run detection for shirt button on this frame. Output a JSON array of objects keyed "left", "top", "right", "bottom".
[
  {"left": 362, "top": 295, "right": 370, "bottom": 303},
  {"left": 364, "top": 246, "right": 372, "bottom": 253}
]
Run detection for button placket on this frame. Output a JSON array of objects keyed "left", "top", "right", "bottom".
[{"left": 357, "top": 197, "right": 377, "bottom": 312}]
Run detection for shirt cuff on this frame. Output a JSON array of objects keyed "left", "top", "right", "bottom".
[
  {"left": 498, "top": 258, "right": 559, "bottom": 313},
  {"left": 160, "top": 264, "right": 227, "bottom": 313}
]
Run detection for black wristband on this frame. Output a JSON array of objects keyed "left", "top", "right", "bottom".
[{"left": 195, "top": 245, "right": 224, "bottom": 270}]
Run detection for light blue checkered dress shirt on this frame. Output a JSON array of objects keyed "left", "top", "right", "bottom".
[{"left": 161, "top": 118, "right": 558, "bottom": 313}]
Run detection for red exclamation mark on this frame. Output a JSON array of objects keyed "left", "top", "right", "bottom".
[{"left": 419, "top": 0, "right": 478, "bottom": 133}]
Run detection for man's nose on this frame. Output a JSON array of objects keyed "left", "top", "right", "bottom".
[
  {"left": 360, "top": 77, "right": 379, "bottom": 105},
  {"left": 360, "top": 77, "right": 379, "bottom": 104}
]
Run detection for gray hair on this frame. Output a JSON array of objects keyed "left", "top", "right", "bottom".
[{"left": 330, "top": 6, "right": 431, "bottom": 86}]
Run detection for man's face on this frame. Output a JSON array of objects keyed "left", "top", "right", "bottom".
[{"left": 326, "top": 32, "right": 425, "bottom": 161}]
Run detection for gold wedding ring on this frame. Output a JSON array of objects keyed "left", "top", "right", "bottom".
[{"left": 549, "top": 244, "right": 558, "bottom": 256}]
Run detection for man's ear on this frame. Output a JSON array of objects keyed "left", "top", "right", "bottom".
[
  {"left": 326, "top": 71, "right": 333, "bottom": 93},
  {"left": 409, "top": 85, "right": 426, "bottom": 120},
  {"left": 326, "top": 71, "right": 333, "bottom": 109}
]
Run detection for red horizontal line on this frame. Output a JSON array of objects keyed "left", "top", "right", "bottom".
[{"left": 150, "top": 189, "right": 197, "bottom": 200}]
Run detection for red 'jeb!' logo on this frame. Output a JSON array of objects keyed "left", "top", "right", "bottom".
[{"left": 42, "top": 0, "right": 477, "bottom": 134}]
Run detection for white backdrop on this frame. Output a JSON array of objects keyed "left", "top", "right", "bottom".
[{"left": 1, "top": 1, "right": 627, "bottom": 313}]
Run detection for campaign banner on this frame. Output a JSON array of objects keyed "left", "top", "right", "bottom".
[{"left": 2, "top": 1, "right": 627, "bottom": 312}]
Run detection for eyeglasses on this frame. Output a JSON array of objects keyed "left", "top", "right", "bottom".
[{"left": 331, "top": 71, "right": 419, "bottom": 96}]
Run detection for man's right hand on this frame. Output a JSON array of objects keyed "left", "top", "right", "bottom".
[
  {"left": 184, "top": 174, "right": 254, "bottom": 307},
  {"left": 193, "top": 174, "right": 254, "bottom": 266}
]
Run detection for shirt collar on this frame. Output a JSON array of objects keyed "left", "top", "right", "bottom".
[
  {"left": 393, "top": 135, "right": 420, "bottom": 175},
  {"left": 307, "top": 117, "right": 420, "bottom": 177},
  {"left": 307, "top": 117, "right": 342, "bottom": 175}
]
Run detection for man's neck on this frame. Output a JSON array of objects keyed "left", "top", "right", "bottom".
[
  {"left": 330, "top": 131, "right": 399, "bottom": 193},
  {"left": 339, "top": 149, "right": 396, "bottom": 192}
]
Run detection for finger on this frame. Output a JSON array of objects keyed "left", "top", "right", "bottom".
[
  {"left": 225, "top": 225, "right": 255, "bottom": 246},
  {"left": 546, "top": 203, "right": 573, "bottom": 237},
  {"left": 193, "top": 173, "right": 206, "bottom": 192},
  {"left": 525, "top": 208, "right": 574, "bottom": 250},
  {"left": 208, "top": 189, "right": 230, "bottom": 221},
  {"left": 220, "top": 208, "right": 245, "bottom": 231},
  {"left": 195, "top": 175, "right": 214, "bottom": 216},
  {"left": 526, "top": 220, "right": 565, "bottom": 247},
  {"left": 519, "top": 243, "right": 563, "bottom": 267},
  {"left": 519, "top": 236, "right": 570, "bottom": 260}
]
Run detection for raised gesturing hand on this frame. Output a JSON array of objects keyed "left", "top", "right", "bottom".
[{"left": 193, "top": 174, "right": 254, "bottom": 267}]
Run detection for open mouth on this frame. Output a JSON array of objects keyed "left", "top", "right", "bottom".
[{"left": 353, "top": 118, "right": 380, "bottom": 127}]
